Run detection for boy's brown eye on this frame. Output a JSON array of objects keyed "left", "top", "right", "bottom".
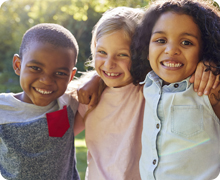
[
  {"left": 31, "top": 66, "right": 40, "bottom": 71},
  {"left": 56, "top": 72, "right": 67, "bottom": 76}
]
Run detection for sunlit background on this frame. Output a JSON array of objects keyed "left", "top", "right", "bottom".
[
  {"left": 0, "top": 0, "right": 7, "bottom": 7},
  {"left": 0, "top": 0, "right": 219, "bottom": 179},
  {"left": 0, "top": 0, "right": 149, "bottom": 94},
  {"left": 0, "top": 1, "right": 149, "bottom": 179}
]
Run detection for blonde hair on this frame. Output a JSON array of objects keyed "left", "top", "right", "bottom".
[
  {"left": 83, "top": 7, "right": 144, "bottom": 121},
  {"left": 90, "top": 6, "right": 144, "bottom": 65}
]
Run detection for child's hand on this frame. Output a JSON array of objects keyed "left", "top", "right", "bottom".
[
  {"left": 77, "top": 75, "right": 100, "bottom": 108},
  {"left": 189, "top": 62, "right": 220, "bottom": 96}
]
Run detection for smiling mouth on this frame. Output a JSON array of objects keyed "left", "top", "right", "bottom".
[
  {"left": 162, "top": 61, "right": 183, "bottom": 68},
  {"left": 103, "top": 71, "right": 121, "bottom": 77},
  {"left": 35, "top": 88, "right": 53, "bottom": 95}
]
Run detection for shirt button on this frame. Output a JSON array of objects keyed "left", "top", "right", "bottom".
[
  {"left": 153, "top": 159, "right": 157, "bottom": 165},
  {"left": 174, "top": 84, "right": 179, "bottom": 88},
  {"left": 156, "top": 123, "right": 160, "bottom": 129}
]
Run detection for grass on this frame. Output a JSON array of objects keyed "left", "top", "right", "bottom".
[{"left": 75, "top": 130, "right": 87, "bottom": 180}]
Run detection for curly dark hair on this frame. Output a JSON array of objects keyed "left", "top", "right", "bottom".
[
  {"left": 130, "top": 0, "right": 220, "bottom": 85},
  {"left": 19, "top": 23, "right": 79, "bottom": 63}
]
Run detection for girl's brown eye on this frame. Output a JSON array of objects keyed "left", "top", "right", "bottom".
[
  {"left": 156, "top": 39, "right": 166, "bottom": 43},
  {"left": 182, "top": 40, "right": 193, "bottom": 45}
]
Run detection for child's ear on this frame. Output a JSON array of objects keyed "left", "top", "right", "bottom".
[
  {"left": 69, "top": 67, "right": 77, "bottom": 82},
  {"left": 13, "top": 54, "right": 21, "bottom": 76}
]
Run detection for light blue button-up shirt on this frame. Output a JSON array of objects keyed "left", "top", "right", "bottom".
[{"left": 140, "top": 71, "right": 220, "bottom": 180}]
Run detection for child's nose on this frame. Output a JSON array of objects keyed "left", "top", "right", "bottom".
[
  {"left": 39, "top": 74, "right": 54, "bottom": 85},
  {"left": 164, "top": 43, "right": 181, "bottom": 56},
  {"left": 104, "top": 56, "right": 116, "bottom": 69}
]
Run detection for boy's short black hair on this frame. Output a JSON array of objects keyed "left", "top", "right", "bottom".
[
  {"left": 131, "top": 0, "right": 220, "bottom": 85},
  {"left": 19, "top": 23, "right": 79, "bottom": 63}
]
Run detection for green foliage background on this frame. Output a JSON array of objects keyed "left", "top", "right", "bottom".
[
  {"left": 1, "top": 0, "right": 219, "bottom": 179},
  {"left": 0, "top": 0, "right": 149, "bottom": 179},
  {"left": 0, "top": 0, "right": 149, "bottom": 93},
  {"left": 1, "top": 0, "right": 218, "bottom": 92}
]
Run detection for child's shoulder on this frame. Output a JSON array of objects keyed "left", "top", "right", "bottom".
[
  {"left": 0, "top": 92, "right": 24, "bottom": 124},
  {"left": 209, "top": 85, "right": 220, "bottom": 119},
  {"left": 59, "top": 92, "right": 79, "bottom": 114},
  {"left": 0, "top": 92, "right": 17, "bottom": 104},
  {"left": 0, "top": 92, "right": 13, "bottom": 97}
]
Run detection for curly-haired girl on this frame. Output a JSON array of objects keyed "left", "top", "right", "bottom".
[{"left": 130, "top": 0, "right": 220, "bottom": 179}]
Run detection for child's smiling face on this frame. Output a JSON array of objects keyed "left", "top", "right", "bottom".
[
  {"left": 148, "top": 12, "right": 202, "bottom": 85},
  {"left": 13, "top": 41, "right": 76, "bottom": 106},
  {"left": 95, "top": 30, "right": 133, "bottom": 88}
]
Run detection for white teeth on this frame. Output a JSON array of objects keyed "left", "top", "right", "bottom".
[
  {"left": 106, "top": 72, "right": 120, "bottom": 76},
  {"left": 163, "top": 62, "right": 182, "bottom": 67},
  {"left": 175, "top": 63, "right": 182, "bottom": 67},
  {"left": 35, "top": 88, "right": 53, "bottom": 95}
]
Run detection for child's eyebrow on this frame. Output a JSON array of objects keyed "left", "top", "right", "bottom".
[
  {"left": 96, "top": 44, "right": 108, "bottom": 49},
  {"left": 181, "top": 32, "right": 200, "bottom": 40},
  {"left": 152, "top": 31, "right": 164, "bottom": 35},
  {"left": 28, "top": 59, "right": 71, "bottom": 72},
  {"left": 28, "top": 59, "right": 44, "bottom": 66},
  {"left": 56, "top": 67, "right": 71, "bottom": 72},
  {"left": 152, "top": 31, "right": 199, "bottom": 39}
]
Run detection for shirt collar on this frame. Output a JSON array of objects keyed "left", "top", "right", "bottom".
[{"left": 140, "top": 70, "right": 192, "bottom": 93}]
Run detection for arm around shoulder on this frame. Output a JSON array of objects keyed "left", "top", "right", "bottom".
[
  {"left": 77, "top": 72, "right": 101, "bottom": 106},
  {"left": 209, "top": 85, "right": 220, "bottom": 119}
]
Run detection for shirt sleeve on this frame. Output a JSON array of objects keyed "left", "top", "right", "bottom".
[{"left": 78, "top": 103, "right": 88, "bottom": 118}]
